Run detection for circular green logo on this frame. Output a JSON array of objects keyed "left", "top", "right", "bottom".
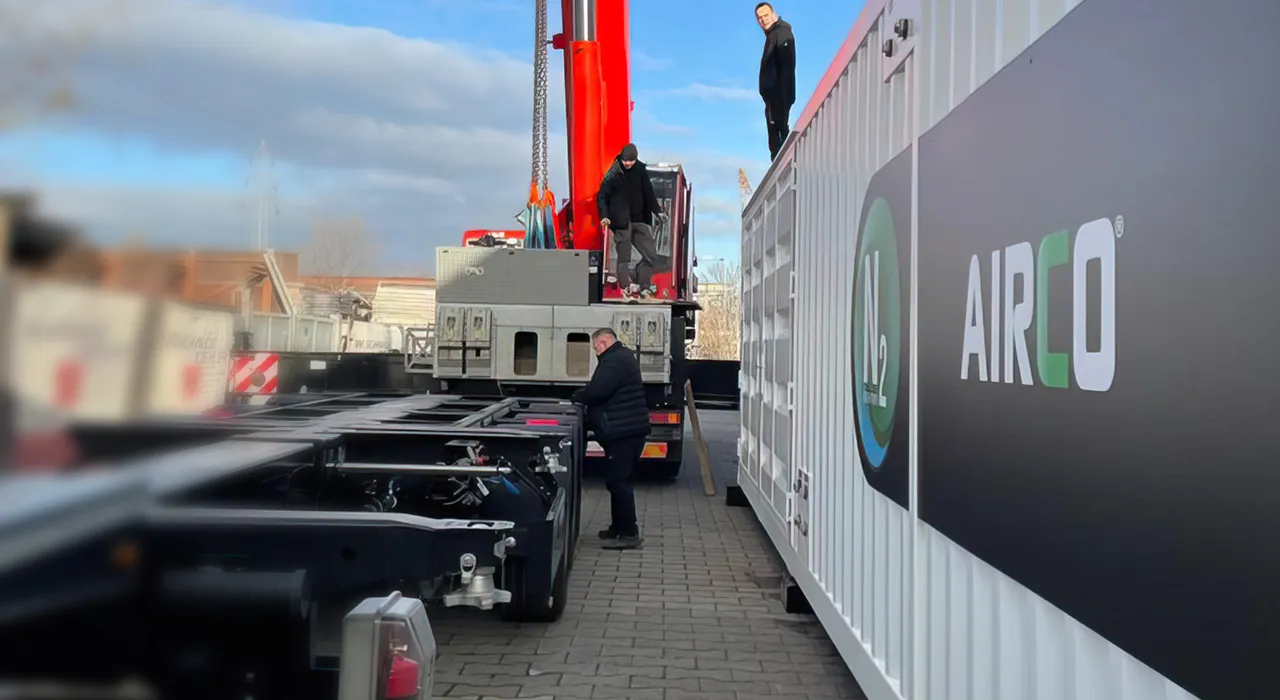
[{"left": 851, "top": 197, "right": 901, "bottom": 469}]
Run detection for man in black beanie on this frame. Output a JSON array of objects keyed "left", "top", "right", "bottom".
[{"left": 596, "top": 143, "right": 666, "bottom": 300}]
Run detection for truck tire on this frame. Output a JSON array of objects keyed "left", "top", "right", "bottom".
[
  {"left": 654, "top": 458, "right": 683, "bottom": 481},
  {"left": 500, "top": 550, "right": 568, "bottom": 623}
]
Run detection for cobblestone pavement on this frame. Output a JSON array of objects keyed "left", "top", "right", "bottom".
[{"left": 428, "top": 409, "right": 867, "bottom": 700}]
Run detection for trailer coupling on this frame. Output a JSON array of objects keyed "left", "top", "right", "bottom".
[{"left": 441, "top": 546, "right": 515, "bottom": 610}]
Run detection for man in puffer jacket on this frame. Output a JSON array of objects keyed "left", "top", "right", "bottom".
[
  {"left": 572, "top": 327, "right": 650, "bottom": 549},
  {"left": 596, "top": 143, "right": 667, "bottom": 300}
]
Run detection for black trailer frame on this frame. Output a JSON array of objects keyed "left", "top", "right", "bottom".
[
  {"left": 245, "top": 311, "right": 694, "bottom": 479},
  {"left": 3, "top": 393, "right": 585, "bottom": 699}
]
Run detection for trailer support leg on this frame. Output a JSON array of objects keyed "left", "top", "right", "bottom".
[{"left": 781, "top": 572, "right": 813, "bottom": 615}]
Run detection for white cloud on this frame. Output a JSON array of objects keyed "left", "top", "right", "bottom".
[
  {"left": 697, "top": 194, "right": 743, "bottom": 219},
  {"left": 634, "top": 51, "right": 673, "bottom": 71},
  {"left": 1, "top": 0, "right": 753, "bottom": 272},
  {"left": 632, "top": 108, "right": 696, "bottom": 137}
]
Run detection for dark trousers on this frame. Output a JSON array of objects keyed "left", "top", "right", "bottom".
[
  {"left": 612, "top": 221, "right": 665, "bottom": 289},
  {"left": 603, "top": 435, "right": 645, "bottom": 536},
  {"left": 765, "top": 99, "right": 791, "bottom": 160}
]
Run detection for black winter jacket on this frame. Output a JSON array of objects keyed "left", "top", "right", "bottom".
[
  {"left": 571, "top": 342, "right": 650, "bottom": 442},
  {"left": 596, "top": 159, "right": 662, "bottom": 227},
  {"left": 759, "top": 19, "right": 797, "bottom": 106}
]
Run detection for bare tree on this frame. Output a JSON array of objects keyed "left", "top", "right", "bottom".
[
  {"left": 305, "top": 217, "right": 378, "bottom": 290},
  {"left": 691, "top": 260, "right": 741, "bottom": 361}
]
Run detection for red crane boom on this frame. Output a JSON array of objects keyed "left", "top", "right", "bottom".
[
  {"left": 466, "top": 0, "right": 693, "bottom": 304},
  {"left": 554, "top": 0, "right": 633, "bottom": 254}
]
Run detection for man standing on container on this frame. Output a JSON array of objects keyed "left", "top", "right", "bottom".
[
  {"left": 756, "top": 2, "right": 796, "bottom": 161},
  {"left": 597, "top": 143, "right": 667, "bottom": 301},
  {"left": 572, "top": 327, "right": 650, "bottom": 550}
]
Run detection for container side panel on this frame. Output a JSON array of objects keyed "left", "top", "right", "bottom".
[
  {"left": 916, "top": 0, "right": 1279, "bottom": 698},
  {"left": 737, "top": 0, "right": 1238, "bottom": 698}
]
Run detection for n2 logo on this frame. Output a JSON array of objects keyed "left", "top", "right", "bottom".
[{"left": 862, "top": 250, "right": 889, "bottom": 409}]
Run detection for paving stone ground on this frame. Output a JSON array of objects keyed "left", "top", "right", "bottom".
[{"left": 427, "top": 409, "right": 867, "bottom": 700}]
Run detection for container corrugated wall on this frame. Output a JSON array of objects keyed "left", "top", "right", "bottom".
[
  {"left": 371, "top": 283, "right": 436, "bottom": 325},
  {"left": 739, "top": 0, "right": 1210, "bottom": 698}
]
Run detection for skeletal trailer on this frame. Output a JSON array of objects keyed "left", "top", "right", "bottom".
[{"left": 0, "top": 393, "right": 586, "bottom": 699}]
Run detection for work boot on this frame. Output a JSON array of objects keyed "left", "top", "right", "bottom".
[
  {"left": 602, "top": 534, "right": 643, "bottom": 550},
  {"left": 598, "top": 527, "right": 620, "bottom": 540}
]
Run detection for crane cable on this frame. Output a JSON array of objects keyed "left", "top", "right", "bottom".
[{"left": 521, "top": 0, "right": 557, "bottom": 249}]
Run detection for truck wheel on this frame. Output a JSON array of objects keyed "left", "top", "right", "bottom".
[
  {"left": 500, "top": 550, "right": 569, "bottom": 623},
  {"left": 655, "top": 458, "right": 683, "bottom": 481}
]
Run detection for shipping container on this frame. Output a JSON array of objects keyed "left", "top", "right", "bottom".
[
  {"left": 12, "top": 281, "right": 148, "bottom": 423},
  {"left": 738, "top": 1, "right": 1278, "bottom": 699},
  {"left": 338, "top": 319, "right": 404, "bottom": 353},
  {"left": 11, "top": 281, "right": 237, "bottom": 422},
  {"left": 370, "top": 281, "right": 436, "bottom": 325},
  {"left": 248, "top": 313, "right": 339, "bottom": 353},
  {"left": 142, "top": 299, "right": 236, "bottom": 416}
]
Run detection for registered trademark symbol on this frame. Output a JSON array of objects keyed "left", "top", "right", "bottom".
[{"left": 1114, "top": 215, "right": 1125, "bottom": 238}]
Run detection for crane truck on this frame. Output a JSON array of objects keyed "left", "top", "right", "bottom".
[
  {"left": 410, "top": 159, "right": 696, "bottom": 481},
  {"left": 402, "top": 0, "right": 701, "bottom": 481}
]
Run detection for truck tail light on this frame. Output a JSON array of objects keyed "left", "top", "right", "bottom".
[
  {"left": 385, "top": 654, "right": 421, "bottom": 700},
  {"left": 15, "top": 430, "right": 79, "bottom": 472},
  {"left": 641, "top": 442, "right": 669, "bottom": 459},
  {"left": 338, "top": 592, "right": 436, "bottom": 700},
  {"left": 649, "top": 411, "right": 681, "bottom": 424}
]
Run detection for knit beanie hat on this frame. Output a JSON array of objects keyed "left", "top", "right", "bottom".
[{"left": 620, "top": 143, "right": 638, "bottom": 161}]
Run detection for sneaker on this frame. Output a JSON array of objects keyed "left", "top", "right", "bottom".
[
  {"left": 619, "top": 284, "right": 641, "bottom": 303},
  {"left": 602, "top": 534, "right": 643, "bottom": 550},
  {"left": 598, "top": 527, "right": 620, "bottom": 540}
]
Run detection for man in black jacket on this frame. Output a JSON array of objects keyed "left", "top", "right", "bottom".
[
  {"left": 572, "top": 327, "right": 650, "bottom": 549},
  {"left": 596, "top": 143, "right": 667, "bottom": 300},
  {"left": 756, "top": 2, "right": 796, "bottom": 160}
]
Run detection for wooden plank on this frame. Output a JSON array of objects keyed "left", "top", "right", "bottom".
[{"left": 684, "top": 379, "right": 715, "bottom": 497}]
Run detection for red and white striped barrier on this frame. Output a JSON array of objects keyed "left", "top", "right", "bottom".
[{"left": 230, "top": 353, "right": 279, "bottom": 395}]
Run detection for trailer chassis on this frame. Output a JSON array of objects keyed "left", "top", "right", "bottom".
[{"left": 2, "top": 393, "right": 585, "bottom": 699}]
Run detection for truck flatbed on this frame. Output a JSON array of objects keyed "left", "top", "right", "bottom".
[{"left": 1, "top": 393, "right": 587, "bottom": 700}]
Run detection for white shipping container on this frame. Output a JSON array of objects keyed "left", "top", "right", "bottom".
[
  {"left": 340, "top": 320, "right": 399, "bottom": 353},
  {"left": 11, "top": 281, "right": 148, "bottom": 423},
  {"left": 371, "top": 282, "right": 435, "bottom": 326},
  {"left": 143, "top": 301, "right": 235, "bottom": 416},
  {"left": 250, "top": 313, "right": 340, "bottom": 352},
  {"left": 739, "top": 0, "right": 1273, "bottom": 699}
]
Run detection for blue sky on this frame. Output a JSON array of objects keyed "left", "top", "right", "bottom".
[{"left": 1, "top": 0, "right": 863, "bottom": 273}]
